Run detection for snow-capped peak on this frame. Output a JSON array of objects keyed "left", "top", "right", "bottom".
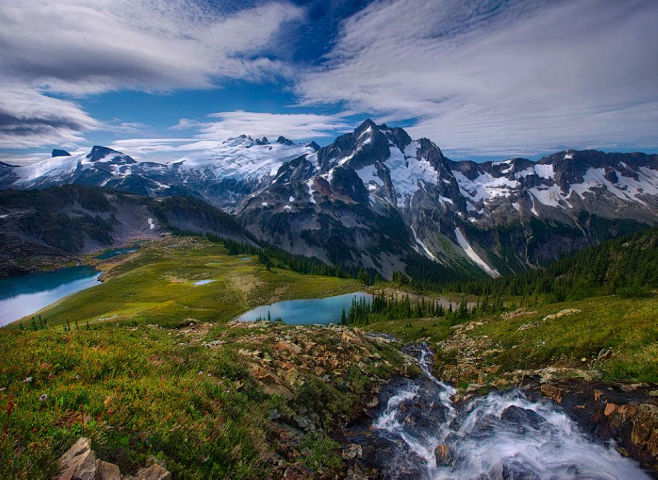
[{"left": 174, "top": 136, "right": 314, "bottom": 181}]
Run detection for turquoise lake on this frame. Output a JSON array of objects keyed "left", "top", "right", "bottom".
[
  {"left": 235, "top": 291, "right": 371, "bottom": 325},
  {"left": 0, "top": 267, "right": 101, "bottom": 327}
]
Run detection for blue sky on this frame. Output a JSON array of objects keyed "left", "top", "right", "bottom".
[{"left": 1, "top": 0, "right": 657, "bottom": 165}]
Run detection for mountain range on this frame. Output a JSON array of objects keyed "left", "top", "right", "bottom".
[{"left": 2, "top": 120, "right": 657, "bottom": 280}]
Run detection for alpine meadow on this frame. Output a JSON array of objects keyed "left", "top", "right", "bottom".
[{"left": 0, "top": 1, "right": 657, "bottom": 479}]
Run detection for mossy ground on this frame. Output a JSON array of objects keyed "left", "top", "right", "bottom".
[
  {"left": 0, "top": 320, "right": 409, "bottom": 479},
  {"left": 366, "top": 294, "right": 658, "bottom": 385},
  {"left": 0, "top": 237, "right": 411, "bottom": 479},
  {"left": 2, "top": 237, "right": 656, "bottom": 478}
]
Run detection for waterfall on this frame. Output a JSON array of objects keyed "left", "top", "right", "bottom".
[{"left": 368, "top": 343, "right": 649, "bottom": 480}]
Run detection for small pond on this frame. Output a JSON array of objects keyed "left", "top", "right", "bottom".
[
  {"left": 0, "top": 267, "right": 101, "bottom": 327},
  {"left": 95, "top": 247, "right": 138, "bottom": 260},
  {"left": 235, "top": 291, "right": 371, "bottom": 325}
]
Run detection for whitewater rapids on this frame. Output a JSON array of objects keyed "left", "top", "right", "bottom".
[{"left": 364, "top": 343, "right": 649, "bottom": 480}]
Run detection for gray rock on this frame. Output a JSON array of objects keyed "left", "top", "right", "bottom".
[
  {"left": 134, "top": 464, "right": 172, "bottom": 480},
  {"left": 56, "top": 437, "right": 93, "bottom": 480},
  {"left": 96, "top": 460, "right": 121, "bottom": 480}
]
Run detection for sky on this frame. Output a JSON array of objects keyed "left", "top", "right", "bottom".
[{"left": 1, "top": 0, "right": 657, "bottom": 166}]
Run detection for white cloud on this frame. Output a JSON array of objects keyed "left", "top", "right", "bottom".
[
  {"left": 108, "top": 138, "right": 218, "bottom": 159},
  {"left": 0, "top": 0, "right": 303, "bottom": 149},
  {"left": 0, "top": 0, "right": 303, "bottom": 95},
  {"left": 181, "top": 111, "right": 351, "bottom": 141},
  {"left": 0, "top": 82, "right": 100, "bottom": 149},
  {"left": 297, "top": 0, "right": 658, "bottom": 157}
]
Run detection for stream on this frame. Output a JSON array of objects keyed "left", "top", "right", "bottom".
[{"left": 352, "top": 343, "right": 649, "bottom": 479}]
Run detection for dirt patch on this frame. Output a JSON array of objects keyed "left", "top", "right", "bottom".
[{"left": 228, "top": 273, "right": 263, "bottom": 298}]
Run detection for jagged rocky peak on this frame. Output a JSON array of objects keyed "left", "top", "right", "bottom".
[
  {"left": 306, "top": 141, "right": 321, "bottom": 151},
  {"left": 256, "top": 136, "right": 269, "bottom": 145},
  {"left": 276, "top": 136, "right": 294, "bottom": 145},
  {"left": 87, "top": 145, "right": 135, "bottom": 163},
  {"left": 51, "top": 149, "right": 71, "bottom": 157},
  {"left": 314, "top": 119, "right": 396, "bottom": 172},
  {"left": 271, "top": 155, "right": 316, "bottom": 185}
]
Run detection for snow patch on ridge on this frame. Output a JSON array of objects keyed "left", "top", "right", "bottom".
[
  {"left": 356, "top": 164, "right": 383, "bottom": 190},
  {"left": 570, "top": 167, "right": 658, "bottom": 205},
  {"left": 386, "top": 142, "right": 438, "bottom": 207},
  {"left": 454, "top": 227, "right": 499, "bottom": 277},
  {"left": 410, "top": 226, "right": 436, "bottom": 261},
  {"left": 453, "top": 171, "right": 518, "bottom": 203},
  {"left": 14, "top": 153, "right": 82, "bottom": 185},
  {"left": 306, "top": 179, "right": 316, "bottom": 204}
]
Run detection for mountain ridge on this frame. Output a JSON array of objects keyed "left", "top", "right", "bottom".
[{"left": 1, "top": 120, "right": 657, "bottom": 279}]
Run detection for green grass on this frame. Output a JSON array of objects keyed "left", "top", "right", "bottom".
[
  {"left": 2, "top": 235, "right": 656, "bottom": 478},
  {"left": 0, "top": 237, "right": 411, "bottom": 479},
  {"left": 366, "top": 294, "right": 658, "bottom": 384},
  {"left": 364, "top": 317, "right": 456, "bottom": 344},
  {"left": 13, "top": 236, "right": 362, "bottom": 329},
  {"left": 0, "top": 318, "right": 408, "bottom": 479},
  {"left": 469, "top": 295, "right": 658, "bottom": 383}
]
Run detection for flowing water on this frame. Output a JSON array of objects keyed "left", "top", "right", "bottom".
[
  {"left": 235, "top": 291, "right": 371, "bottom": 325},
  {"left": 0, "top": 267, "right": 101, "bottom": 326},
  {"left": 358, "top": 343, "right": 649, "bottom": 480}
]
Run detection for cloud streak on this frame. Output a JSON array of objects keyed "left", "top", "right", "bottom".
[
  {"left": 181, "top": 111, "right": 351, "bottom": 141},
  {"left": 0, "top": 82, "right": 100, "bottom": 149},
  {"left": 105, "top": 111, "right": 350, "bottom": 161},
  {"left": 297, "top": 0, "right": 658, "bottom": 157},
  {"left": 0, "top": 0, "right": 303, "bottom": 95},
  {"left": 0, "top": 0, "right": 303, "bottom": 148}
]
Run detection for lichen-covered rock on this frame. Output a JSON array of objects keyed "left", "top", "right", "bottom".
[{"left": 56, "top": 437, "right": 95, "bottom": 480}]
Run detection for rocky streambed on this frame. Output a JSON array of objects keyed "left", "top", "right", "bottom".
[{"left": 344, "top": 343, "right": 655, "bottom": 479}]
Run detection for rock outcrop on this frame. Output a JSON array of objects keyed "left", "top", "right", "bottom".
[{"left": 55, "top": 438, "right": 171, "bottom": 480}]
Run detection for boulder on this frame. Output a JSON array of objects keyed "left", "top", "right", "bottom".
[
  {"left": 56, "top": 437, "right": 96, "bottom": 480},
  {"left": 96, "top": 460, "right": 121, "bottom": 480},
  {"left": 540, "top": 383, "right": 564, "bottom": 404},
  {"left": 134, "top": 464, "right": 172, "bottom": 480},
  {"left": 342, "top": 443, "right": 363, "bottom": 460},
  {"left": 434, "top": 443, "right": 453, "bottom": 466},
  {"left": 56, "top": 437, "right": 171, "bottom": 480}
]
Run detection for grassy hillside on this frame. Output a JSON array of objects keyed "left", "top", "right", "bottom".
[
  {"left": 0, "top": 186, "right": 254, "bottom": 277},
  {"left": 0, "top": 315, "right": 410, "bottom": 479},
  {"left": 0, "top": 236, "right": 410, "bottom": 479},
  {"left": 366, "top": 294, "right": 657, "bottom": 385},
  {"left": 13, "top": 236, "right": 361, "bottom": 329}
]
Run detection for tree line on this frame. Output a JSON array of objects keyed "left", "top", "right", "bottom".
[
  {"left": 340, "top": 291, "right": 508, "bottom": 326},
  {"left": 446, "top": 227, "right": 658, "bottom": 301}
]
